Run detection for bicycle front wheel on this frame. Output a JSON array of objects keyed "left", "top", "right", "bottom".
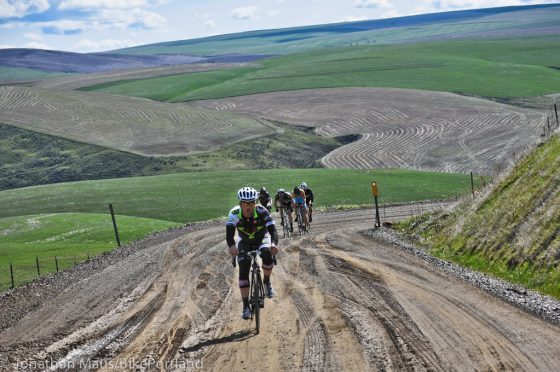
[{"left": 253, "top": 272, "right": 261, "bottom": 334}]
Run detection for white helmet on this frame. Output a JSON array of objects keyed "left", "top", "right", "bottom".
[
  {"left": 300, "top": 182, "right": 308, "bottom": 189},
  {"left": 237, "top": 187, "right": 258, "bottom": 202},
  {"left": 277, "top": 188, "right": 285, "bottom": 193}
]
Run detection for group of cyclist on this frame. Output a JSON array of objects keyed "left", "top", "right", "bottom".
[{"left": 226, "top": 182, "right": 314, "bottom": 320}]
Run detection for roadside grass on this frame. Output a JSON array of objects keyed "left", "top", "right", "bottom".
[
  {"left": 396, "top": 135, "right": 560, "bottom": 299},
  {"left": 0, "top": 213, "right": 180, "bottom": 290},
  {"left": 84, "top": 39, "right": 560, "bottom": 100},
  {"left": 0, "top": 168, "right": 477, "bottom": 291}
]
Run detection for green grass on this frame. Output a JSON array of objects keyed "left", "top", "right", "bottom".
[
  {"left": 84, "top": 39, "right": 560, "bottom": 100},
  {"left": 0, "top": 213, "right": 180, "bottom": 290},
  {"left": 0, "top": 168, "right": 476, "bottom": 224},
  {"left": 397, "top": 135, "right": 560, "bottom": 298}
]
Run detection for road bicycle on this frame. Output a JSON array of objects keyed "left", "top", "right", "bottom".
[
  {"left": 295, "top": 204, "right": 309, "bottom": 235},
  {"left": 232, "top": 250, "right": 269, "bottom": 334},
  {"left": 278, "top": 206, "right": 291, "bottom": 238}
]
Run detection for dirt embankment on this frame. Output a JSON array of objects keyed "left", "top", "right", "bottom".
[{"left": 1, "top": 206, "right": 559, "bottom": 371}]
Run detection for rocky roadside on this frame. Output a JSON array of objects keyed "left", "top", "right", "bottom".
[{"left": 363, "top": 228, "right": 560, "bottom": 326}]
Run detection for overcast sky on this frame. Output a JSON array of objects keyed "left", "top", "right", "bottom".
[{"left": 0, "top": 0, "right": 557, "bottom": 53}]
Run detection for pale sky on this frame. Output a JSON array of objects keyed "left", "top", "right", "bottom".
[{"left": 0, "top": 0, "right": 557, "bottom": 53}]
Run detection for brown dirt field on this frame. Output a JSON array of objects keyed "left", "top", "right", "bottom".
[
  {"left": 1, "top": 206, "right": 559, "bottom": 371},
  {"left": 0, "top": 86, "right": 275, "bottom": 157},
  {"left": 191, "top": 88, "right": 548, "bottom": 174}
]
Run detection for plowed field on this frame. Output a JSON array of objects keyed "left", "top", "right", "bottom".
[{"left": 192, "top": 88, "right": 547, "bottom": 174}]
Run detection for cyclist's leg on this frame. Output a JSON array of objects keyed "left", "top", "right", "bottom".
[
  {"left": 279, "top": 207, "right": 285, "bottom": 226},
  {"left": 237, "top": 240, "right": 252, "bottom": 316},
  {"left": 287, "top": 204, "right": 294, "bottom": 231},
  {"left": 304, "top": 203, "right": 309, "bottom": 226},
  {"left": 258, "top": 235, "right": 273, "bottom": 281}
]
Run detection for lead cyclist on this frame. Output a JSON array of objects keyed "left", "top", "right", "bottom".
[{"left": 226, "top": 187, "right": 279, "bottom": 319}]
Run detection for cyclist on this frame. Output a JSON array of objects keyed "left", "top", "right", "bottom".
[
  {"left": 274, "top": 188, "right": 294, "bottom": 232},
  {"left": 300, "top": 182, "right": 314, "bottom": 223},
  {"left": 227, "top": 187, "right": 279, "bottom": 319},
  {"left": 292, "top": 185, "right": 309, "bottom": 228},
  {"left": 258, "top": 187, "right": 272, "bottom": 212}
]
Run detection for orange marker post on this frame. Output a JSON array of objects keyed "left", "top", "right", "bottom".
[{"left": 371, "top": 181, "right": 381, "bottom": 228}]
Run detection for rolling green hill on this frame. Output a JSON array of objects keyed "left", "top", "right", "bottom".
[
  {"left": 398, "top": 135, "right": 560, "bottom": 298},
  {"left": 84, "top": 38, "right": 560, "bottom": 100},
  {"left": 113, "top": 5, "right": 560, "bottom": 56}
]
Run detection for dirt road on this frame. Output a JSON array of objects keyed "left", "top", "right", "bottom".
[{"left": 1, "top": 206, "right": 559, "bottom": 371}]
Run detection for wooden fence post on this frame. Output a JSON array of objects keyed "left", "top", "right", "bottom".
[
  {"left": 109, "top": 203, "right": 121, "bottom": 247},
  {"left": 10, "top": 262, "right": 14, "bottom": 289},
  {"left": 36, "top": 256, "right": 40, "bottom": 277}
]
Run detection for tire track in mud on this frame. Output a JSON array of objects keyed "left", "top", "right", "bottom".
[
  {"left": 298, "top": 232, "right": 444, "bottom": 371},
  {"left": 290, "top": 289, "right": 339, "bottom": 371}
]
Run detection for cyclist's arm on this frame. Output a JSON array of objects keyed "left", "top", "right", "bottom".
[{"left": 226, "top": 208, "right": 239, "bottom": 250}]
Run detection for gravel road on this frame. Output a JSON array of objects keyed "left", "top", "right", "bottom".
[{"left": 1, "top": 204, "right": 559, "bottom": 371}]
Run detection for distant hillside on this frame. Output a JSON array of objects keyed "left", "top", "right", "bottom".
[
  {"left": 115, "top": 4, "right": 560, "bottom": 56},
  {"left": 0, "top": 49, "right": 269, "bottom": 76},
  {"left": 399, "top": 134, "right": 560, "bottom": 297}
]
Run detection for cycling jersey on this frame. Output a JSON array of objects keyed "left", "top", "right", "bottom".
[
  {"left": 292, "top": 187, "right": 306, "bottom": 206},
  {"left": 274, "top": 192, "right": 293, "bottom": 209},
  {"left": 226, "top": 204, "right": 278, "bottom": 247},
  {"left": 258, "top": 191, "right": 271, "bottom": 207},
  {"left": 304, "top": 188, "right": 314, "bottom": 205}
]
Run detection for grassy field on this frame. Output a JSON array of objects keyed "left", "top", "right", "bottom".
[
  {"left": 397, "top": 135, "right": 560, "bottom": 298},
  {"left": 83, "top": 38, "right": 560, "bottom": 100},
  {"left": 0, "top": 213, "right": 180, "bottom": 290},
  {"left": 0, "top": 168, "right": 477, "bottom": 290}
]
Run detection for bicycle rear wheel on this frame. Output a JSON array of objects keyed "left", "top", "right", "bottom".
[{"left": 297, "top": 207, "right": 305, "bottom": 235}]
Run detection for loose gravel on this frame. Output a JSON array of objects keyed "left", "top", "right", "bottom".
[{"left": 363, "top": 228, "right": 560, "bottom": 326}]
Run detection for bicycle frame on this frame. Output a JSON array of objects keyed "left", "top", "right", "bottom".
[
  {"left": 296, "top": 204, "right": 308, "bottom": 235},
  {"left": 279, "top": 206, "right": 291, "bottom": 238},
  {"left": 232, "top": 250, "right": 265, "bottom": 334}
]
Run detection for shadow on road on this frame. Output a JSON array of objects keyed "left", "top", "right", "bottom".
[{"left": 180, "top": 330, "right": 254, "bottom": 353}]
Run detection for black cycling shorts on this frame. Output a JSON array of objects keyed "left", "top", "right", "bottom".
[{"left": 237, "top": 237, "right": 274, "bottom": 287}]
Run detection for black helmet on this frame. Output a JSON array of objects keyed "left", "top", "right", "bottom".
[
  {"left": 293, "top": 186, "right": 299, "bottom": 194},
  {"left": 260, "top": 187, "right": 266, "bottom": 192}
]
